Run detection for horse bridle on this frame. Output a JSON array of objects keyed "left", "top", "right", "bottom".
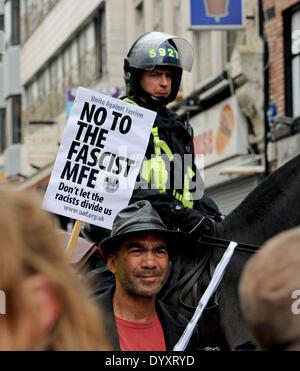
[
  {"left": 160, "top": 235, "right": 258, "bottom": 312},
  {"left": 160, "top": 245, "right": 219, "bottom": 312}
]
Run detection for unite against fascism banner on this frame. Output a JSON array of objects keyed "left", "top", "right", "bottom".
[{"left": 43, "top": 87, "right": 156, "bottom": 230}]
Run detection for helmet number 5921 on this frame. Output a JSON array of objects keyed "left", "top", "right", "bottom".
[{"left": 149, "top": 49, "right": 156, "bottom": 58}]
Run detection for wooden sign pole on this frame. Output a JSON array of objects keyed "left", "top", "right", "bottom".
[{"left": 65, "top": 220, "right": 83, "bottom": 262}]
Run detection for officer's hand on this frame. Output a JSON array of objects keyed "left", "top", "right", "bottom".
[{"left": 170, "top": 204, "right": 216, "bottom": 238}]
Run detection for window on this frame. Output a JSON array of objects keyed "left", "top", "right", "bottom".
[
  {"left": 284, "top": 4, "right": 300, "bottom": 117},
  {"left": 174, "top": 0, "right": 182, "bottom": 34},
  {"left": 0, "top": 14, "right": 4, "bottom": 62},
  {"left": 0, "top": 14, "right": 4, "bottom": 31},
  {"left": 23, "top": 0, "right": 60, "bottom": 41},
  {"left": 135, "top": 0, "right": 144, "bottom": 36},
  {"left": 291, "top": 11, "right": 300, "bottom": 117},
  {"left": 4, "top": 0, "right": 20, "bottom": 47},
  {"left": 226, "top": 30, "right": 237, "bottom": 62},
  {"left": 193, "top": 31, "right": 212, "bottom": 84},
  {"left": 0, "top": 108, "right": 5, "bottom": 153},
  {"left": 154, "top": 0, "right": 163, "bottom": 31},
  {"left": 11, "top": 0, "right": 20, "bottom": 46},
  {"left": 192, "top": 30, "right": 226, "bottom": 87},
  {"left": 42, "top": 0, "right": 51, "bottom": 15},
  {"left": 62, "top": 44, "right": 71, "bottom": 74},
  {"left": 94, "top": 6, "right": 106, "bottom": 77},
  {"left": 12, "top": 95, "right": 21, "bottom": 144},
  {"left": 37, "top": 71, "right": 46, "bottom": 96},
  {"left": 77, "top": 27, "right": 87, "bottom": 60},
  {"left": 25, "top": 82, "right": 35, "bottom": 109},
  {"left": 49, "top": 58, "right": 58, "bottom": 88}
]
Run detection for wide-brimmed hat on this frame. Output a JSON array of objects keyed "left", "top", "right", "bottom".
[{"left": 100, "top": 200, "right": 190, "bottom": 260}]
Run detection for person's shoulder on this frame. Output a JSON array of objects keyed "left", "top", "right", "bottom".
[
  {"left": 94, "top": 285, "right": 114, "bottom": 308},
  {"left": 165, "top": 107, "right": 191, "bottom": 129},
  {"left": 165, "top": 106, "right": 180, "bottom": 119}
]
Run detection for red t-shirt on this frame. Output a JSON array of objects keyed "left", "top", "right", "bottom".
[{"left": 115, "top": 312, "right": 166, "bottom": 351}]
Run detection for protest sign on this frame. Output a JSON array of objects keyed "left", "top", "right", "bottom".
[{"left": 43, "top": 87, "right": 156, "bottom": 232}]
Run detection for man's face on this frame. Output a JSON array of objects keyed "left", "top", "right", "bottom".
[
  {"left": 140, "top": 68, "right": 172, "bottom": 99},
  {"left": 107, "top": 231, "right": 169, "bottom": 298}
]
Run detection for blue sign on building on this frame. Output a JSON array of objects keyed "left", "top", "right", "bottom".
[{"left": 187, "top": 0, "right": 245, "bottom": 29}]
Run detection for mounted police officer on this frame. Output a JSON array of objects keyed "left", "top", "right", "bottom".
[
  {"left": 85, "top": 31, "right": 221, "bottom": 255},
  {"left": 122, "top": 31, "right": 221, "bottom": 233}
]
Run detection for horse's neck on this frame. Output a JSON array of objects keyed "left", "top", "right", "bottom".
[{"left": 218, "top": 155, "right": 300, "bottom": 246}]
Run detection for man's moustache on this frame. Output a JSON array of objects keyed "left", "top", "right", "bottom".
[{"left": 135, "top": 271, "right": 161, "bottom": 278}]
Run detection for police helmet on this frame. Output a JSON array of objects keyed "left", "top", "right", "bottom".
[{"left": 124, "top": 31, "right": 193, "bottom": 107}]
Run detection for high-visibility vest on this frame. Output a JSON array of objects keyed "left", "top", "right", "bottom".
[{"left": 123, "top": 97, "right": 194, "bottom": 208}]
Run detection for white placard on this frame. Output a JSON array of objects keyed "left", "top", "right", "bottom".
[{"left": 43, "top": 87, "right": 156, "bottom": 230}]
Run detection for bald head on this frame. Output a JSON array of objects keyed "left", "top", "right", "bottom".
[{"left": 239, "top": 226, "right": 300, "bottom": 350}]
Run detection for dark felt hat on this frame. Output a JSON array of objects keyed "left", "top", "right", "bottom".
[{"left": 100, "top": 200, "right": 190, "bottom": 259}]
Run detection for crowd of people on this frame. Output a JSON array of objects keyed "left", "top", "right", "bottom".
[{"left": 1, "top": 183, "right": 299, "bottom": 351}]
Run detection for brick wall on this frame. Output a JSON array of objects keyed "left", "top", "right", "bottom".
[{"left": 263, "top": 0, "right": 300, "bottom": 116}]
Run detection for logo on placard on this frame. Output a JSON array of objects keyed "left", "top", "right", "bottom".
[{"left": 103, "top": 176, "right": 119, "bottom": 193}]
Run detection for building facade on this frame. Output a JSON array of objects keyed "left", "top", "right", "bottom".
[
  {"left": 1, "top": 0, "right": 22, "bottom": 182},
  {"left": 0, "top": 1, "right": 5, "bottom": 181},
  {"left": 8, "top": 0, "right": 269, "bottom": 216},
  {"left": 173, "top": 0, "right": 265, "bottom": 214},
  {"left": 263, "top": 0, "right": 300, "bottom": 171}
]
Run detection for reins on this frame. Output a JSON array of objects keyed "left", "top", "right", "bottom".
[
  {"left": 160, "top": 235, "right": 258, "bottom": 312},
  {"left": 199, "top": 235, "right": 259, "bottom": 255},
  {"left": 161, "top": 249, "right": 212, "bottom": 311}
]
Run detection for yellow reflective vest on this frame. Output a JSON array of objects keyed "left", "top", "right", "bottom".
[{"left": 123, "top": 97, "right": 195, "bottom": 209}]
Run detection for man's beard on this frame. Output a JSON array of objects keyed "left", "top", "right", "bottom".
[{"left": 118, "top": 267, "right": 166, "bottom": 298}]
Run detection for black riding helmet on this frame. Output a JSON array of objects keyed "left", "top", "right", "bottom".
[{"left": 124, "top": 31, "right": 193, "bottom": 108}]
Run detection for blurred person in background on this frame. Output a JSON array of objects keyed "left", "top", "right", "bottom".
[
  {"left": 239, "top": 226, "right": 300, "bottom": 351},
  {"left": 0, "top": 186, "right": 111, "bottom": 351}
]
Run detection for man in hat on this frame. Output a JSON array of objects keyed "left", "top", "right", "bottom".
[
  {"left": 95, "top": 200, "right": 200, "bottom": 351},
  {"left": 239, "top": 226, "right": 300, "bottom": 351}
]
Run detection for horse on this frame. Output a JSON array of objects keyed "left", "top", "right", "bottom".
[
  {"left": 84, "top": 153, "right": 300, "bottom": 350},
  {"left": 159, "top": 153, "right": 300, "bottom": 350}
]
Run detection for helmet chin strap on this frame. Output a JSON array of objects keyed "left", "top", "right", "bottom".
[
  {"left": 149, "top": 94, "right": 169, "bottom": 107},
  {"left": 138, "top": 87, "right": 169, "bottom": 111}
]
